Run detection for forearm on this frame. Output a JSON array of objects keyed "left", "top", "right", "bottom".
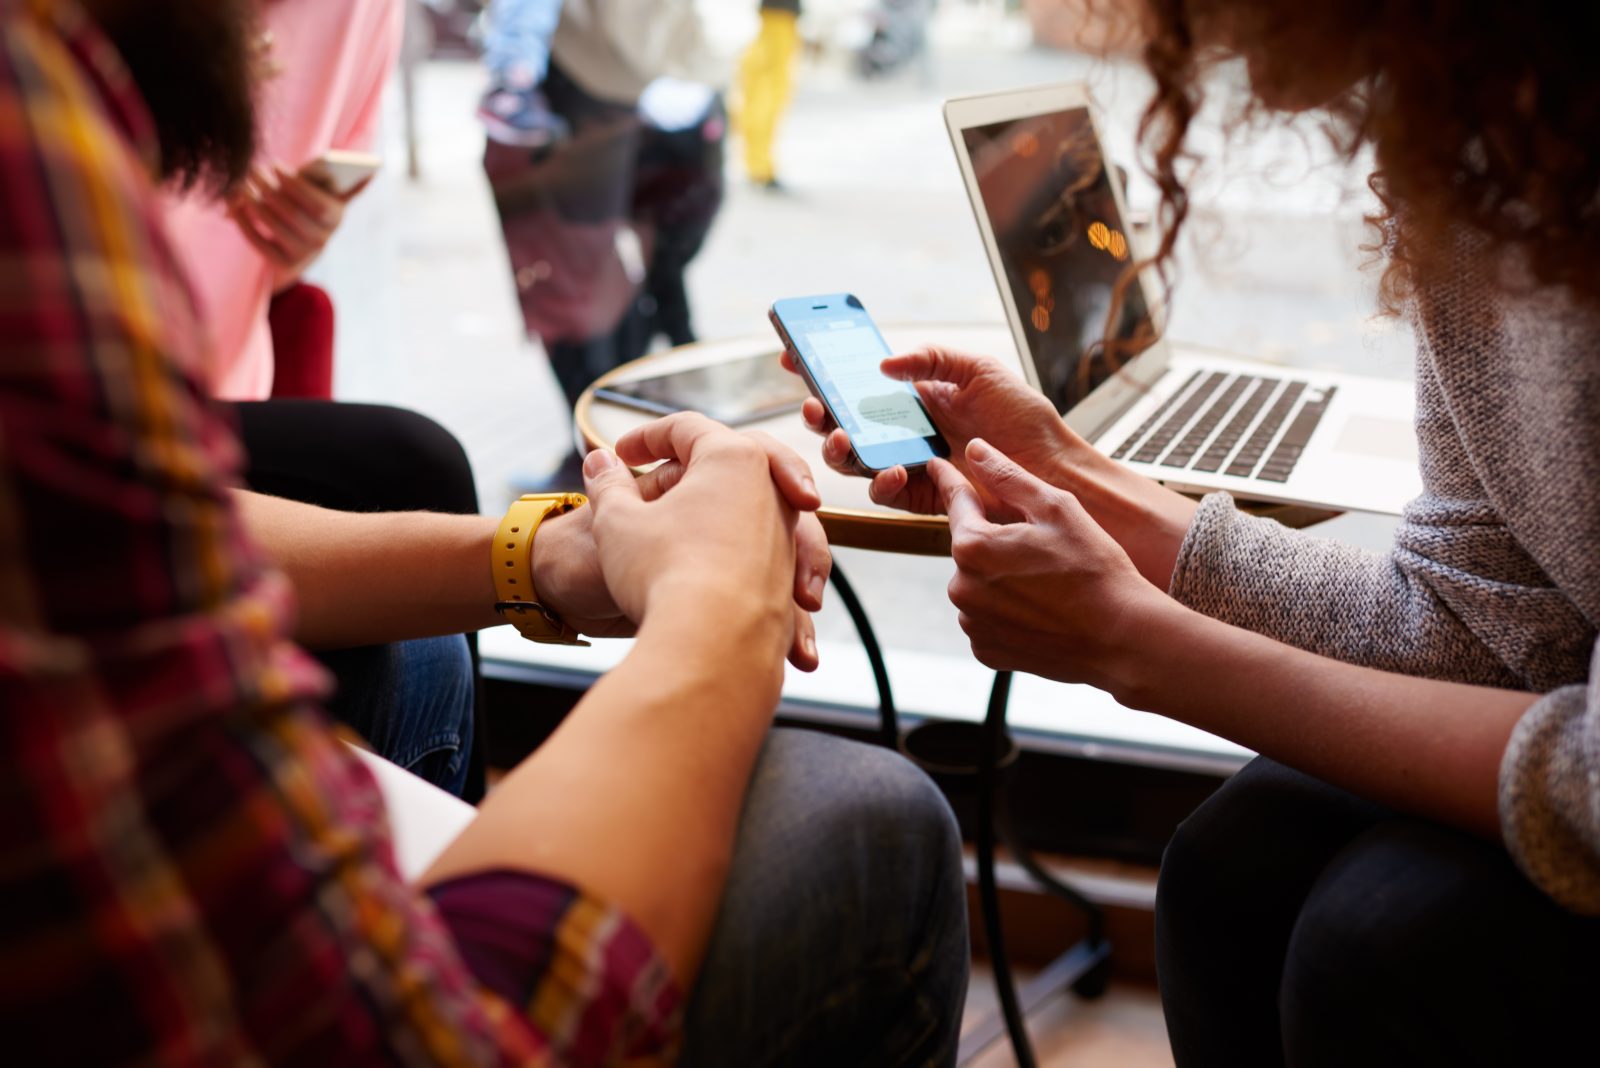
[
  {"left": 422, "top": 602, "right": 788, "bottom": 986},
  {"left": 234, "top": 489, "right": 503, "bottom": 647},
  {"left": 1111, "top": 600, "right": 1538, "bottom": 838}
]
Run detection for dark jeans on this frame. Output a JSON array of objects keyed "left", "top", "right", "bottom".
[
  {"left": 231, "top": 400, "right": 482, "bottom": 797},
  {"left": 320, "top": 635, "right": 475, "bottom": 797},
  {"left": 1156, "top": 757, "right": 1600, "bottom": 1068},
  {"left": 681, "top": 730, "right": 970, "bottom": 1068}
]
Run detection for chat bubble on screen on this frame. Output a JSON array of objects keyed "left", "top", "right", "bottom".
[{"left": 806, "top": 328, "right": 934, "bottom": 442}]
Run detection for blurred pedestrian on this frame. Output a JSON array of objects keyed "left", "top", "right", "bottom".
[
  {"left": 855, "top": 0, "right": 934, "bottom": 82},
  {"left": 483, "top": 0, "right": 724, "bottom": 487},
  {"left": 737, "top": 0, "right": 801, "bottom": 190},
  {"left": 477, "top": 0, "right": 569, "bottom": 146}
]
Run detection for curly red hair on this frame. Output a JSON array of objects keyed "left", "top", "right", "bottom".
[{"left": 1129, "top": 0, "right": 1600, "bottom": 314}]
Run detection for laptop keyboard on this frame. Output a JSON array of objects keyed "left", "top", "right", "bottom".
[
  {"left": 1111, "top": 372, "right": 1336, "bottom": 483},
  {"left": 1108, "top": 370, "right": 1202, "bottom": 462},
  {"left": 1127, "top": 373, "right": 1227, "bottom": 464}
]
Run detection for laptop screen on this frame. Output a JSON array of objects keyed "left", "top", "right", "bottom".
[{"left": 960, "top": 107, "right": 1159, "bottom": 414}]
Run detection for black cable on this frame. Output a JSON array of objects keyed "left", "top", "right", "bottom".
[
  {"left": 827, "top": 563, "right": 899, "bottom": 747},
  {"left": 977, "top": 670, "right": 1037, "bottom": 1068}
]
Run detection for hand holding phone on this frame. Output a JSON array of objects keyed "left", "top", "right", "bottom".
[
  {"left": 304, "top": 149, "right": 382, "bottom": 197},
  {"left": 230, "top": 155, "right": 370, "bottom": 284},
  {"left": 769, "top": 293, "right": 950, "bottom": 473}
]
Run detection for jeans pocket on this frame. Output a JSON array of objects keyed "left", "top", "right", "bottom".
[{"left": 400, "top": 731, "right": 467, "bottom": 795}]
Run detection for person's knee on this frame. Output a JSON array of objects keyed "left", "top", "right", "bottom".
[
  {"left": 701, "top": 730, "right": 967, "bottom": 1064},
  {"left": 1156, "top": 799, "right": 1216, "bottom": 920},
  {"left": 1157, "top": 761, "right": 1266, "bottom": 935},
  {"left": 323, "top": 635, "right": 476, "bottom": 795},
  {"left": 1157, "top": 758, "right": 1331, "bottom": 1003},
  {"left": 1279, "top": 822, "right": 1529, "bottom": 1065},
  {"left": 738, "top": 730, "right": 965, "bottom": 971},
  {"left": 1159, "top": 758, "right": 1355, "bottom": 923},
  {"left": 1155, "top": 786, "right": 1230, "bottom": 1001},
  {"left": 769, "top": 731, "right": 957, "bottom": 866},
  {"left": 397, "top": 635, "right": 477, "bottom": 795}
]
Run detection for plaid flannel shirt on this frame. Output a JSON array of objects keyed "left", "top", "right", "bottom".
[{"left": 0, "top": 1, "right": 678, "bottom": 1062}]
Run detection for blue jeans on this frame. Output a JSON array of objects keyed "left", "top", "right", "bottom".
[
  {"left": 682, "top": 729, "right": 970, "bottom": 1067},
  {"left": 483, "top": 0, "right": 563, "bottom": 84},
  {"left": 319, "top": 636, "right": 476, "bottom": 798}
]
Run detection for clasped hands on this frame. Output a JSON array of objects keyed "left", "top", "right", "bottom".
[{"left": 531, "top": 412, "right": 832, "bottom": 676}]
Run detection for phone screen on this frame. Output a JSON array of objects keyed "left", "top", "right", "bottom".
[{"left": 770, "top": 294, "right": 948, "bottom": 470}]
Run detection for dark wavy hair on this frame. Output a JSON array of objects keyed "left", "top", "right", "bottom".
[
  {"left": 81, "top": 0, "right": 260, "bottom": 194},
  {"left": 1128, "top": 0, "right": 1600, "bottom": 315}
]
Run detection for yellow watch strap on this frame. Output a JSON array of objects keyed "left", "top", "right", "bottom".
[{"left": 493, "top": 492, "right": 590, "bottom": 646}]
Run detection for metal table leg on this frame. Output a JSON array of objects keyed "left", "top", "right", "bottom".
[
  {"left": 826, "top": 565, "right": 1111, "bottom": 1066},
  {"left": 826, "top": 562, "right": 898, "bottom": 747}
]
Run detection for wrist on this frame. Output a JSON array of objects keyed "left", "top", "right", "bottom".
[
  {"left": 494, "top": 494, "right": 593, "bottom": 644},
  {"left": 527, "top": 507, "right": 592, "bottom": 618},
  {"left": 642, "top": 576, "right": 791, "bottom": 656},
  {"left": 636, "top": 582, "right": 791, "bottom": 695},
  {"left": 644, "top": 575, "right": 790, "bottom": 634},
  {"left": 1100, "top": 592, "right": 1204, "bottom": 711}
]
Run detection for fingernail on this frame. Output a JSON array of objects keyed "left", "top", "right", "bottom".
[
  {"left": 968, "top": 439, "right": 994, "bottom": 461},
  {"left": 808, "top": 572, "right": 825, "bottom": 604},
  {"left": 583, "top": 449, "right": 618, "bottom": 477},
  {"left": 805, "top": 632, "right": 817, "bottom": 659},
  {"left": 802, "top": 476, "right": 818, "bottom": 501}
]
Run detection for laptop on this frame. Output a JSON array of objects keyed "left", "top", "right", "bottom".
[{"left": 944, "top": 84, "right": 1420, "bottom": 515}]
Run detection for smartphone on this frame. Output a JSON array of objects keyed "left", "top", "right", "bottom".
[
  {"left": 769, "top": 293, "right": 950, "bottom": 472},
  {"left": 305, "top": 149, "right": 381, "bottom": 196}
]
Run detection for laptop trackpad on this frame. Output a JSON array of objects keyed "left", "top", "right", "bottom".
[{"left": 1332, "top": 415, "right": 1416, "bottom": 463}]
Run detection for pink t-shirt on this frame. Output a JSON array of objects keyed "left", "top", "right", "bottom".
[{"left": 163, "top": 0, "right": 403, "bottom": 400}]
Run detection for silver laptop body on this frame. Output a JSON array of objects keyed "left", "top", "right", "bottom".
[{"left": 945, "top": 84, "right": 1420, "bottom": 515}]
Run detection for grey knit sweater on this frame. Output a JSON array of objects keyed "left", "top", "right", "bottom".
[{"left": 1167, "top": 250, "right": 1600, "bottom": 914}]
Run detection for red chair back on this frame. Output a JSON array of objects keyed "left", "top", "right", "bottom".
[{"left": 267, "top": 282, "right": 336, "bottom": 400}]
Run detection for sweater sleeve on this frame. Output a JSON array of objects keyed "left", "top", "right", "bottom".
[
  {"left": 1173, "top": 494, "right": 1600, "bottom": 910},
  {"left": 1498, "top": 646, "right": 1600, "bottom": 914},
  {"left": 1169, "top": 335, "right": 1597, "bottom": 693},
  {"left": 1169, "top": 490, "right": 1593, "bottom": 689}
]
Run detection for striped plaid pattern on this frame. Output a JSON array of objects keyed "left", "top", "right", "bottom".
[{"left": 0, "top": 1, "right": 679, "bottom": 1063}]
